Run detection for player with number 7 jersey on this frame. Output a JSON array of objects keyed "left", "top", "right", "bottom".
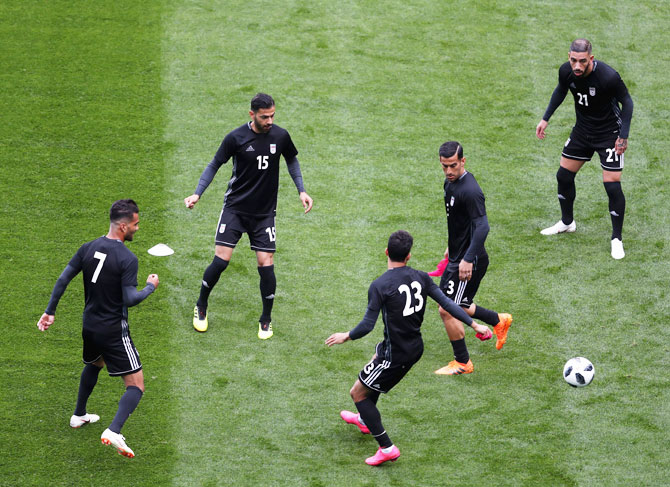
[{"left": 37, "top": 199, "right": 158, "bottom": 458}]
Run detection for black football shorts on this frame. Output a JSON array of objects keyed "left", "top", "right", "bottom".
[
  {"left": 358, "top": 349, "right": 421, "bottom": 394},
  {"left": 439, "top": 255, "right": 489, "bottom": 309},
  {"left": 82, "top": 320, "right": 142, "bottom": 377},
  {"left": 215, "top": 210, "right": 276, "bottom": 252},
  {"left": 562, "top": 129, "right": 624, "bottom": 171}
]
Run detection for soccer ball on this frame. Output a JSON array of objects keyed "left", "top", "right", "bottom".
[{"left": 563, "top": 357, "right": 595, "bottom": 387}]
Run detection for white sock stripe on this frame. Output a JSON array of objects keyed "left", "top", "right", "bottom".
[{"left": 372, "top": 430, "right": 387, "bottom": 437}]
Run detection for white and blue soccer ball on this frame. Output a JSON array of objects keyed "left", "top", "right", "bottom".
[{"left": 563, "top": 357, "right": 595, "bottom": 387}]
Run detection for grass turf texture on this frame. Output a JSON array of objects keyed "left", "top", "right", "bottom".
[{"left": 2, "top": 0, "right": 669, "bottom": 485}]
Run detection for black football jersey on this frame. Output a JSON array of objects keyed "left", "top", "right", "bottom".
[
  {"left": 444, "top": 171, "right": 488, "bottom": 270},
  {"left": 365, "top": 266, "right": 442, "bottom": 363},
  {"left": 557, "top": 60, "right": 631, "bottom": 137},
  {"left": 68, "top": 236, "right": 138, "bottom": 331},
  {"left": 211, "top": 122, "right": 298, "bottom": 216}
]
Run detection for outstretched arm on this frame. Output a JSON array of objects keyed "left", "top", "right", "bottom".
[
  {"left": 38, "top": 264, "right": 79, "bottom": 331},
  {"left": 537, "top": 83, "right": 569, "bottom": 139},
  {"left": 185, "top": 158, "right": 223, "bottom": 208},
  {"left": 325, "top": 306, "right": 379, "bottom": 346}
]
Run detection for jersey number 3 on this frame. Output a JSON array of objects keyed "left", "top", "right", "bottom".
[
  {"left": 92, "top": 251, "right": 107, "bottom": 283},
  {"left": 398, "top": 281, "right": 424, "bottom": 316}
]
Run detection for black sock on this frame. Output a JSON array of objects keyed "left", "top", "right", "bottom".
[
  {"left": 197, "top": 256, "right": 229, "bottom": 311},
  {"left": 451, "top": 338, "right": 469, "bottom": 364},
  {"left": 109, "top": 386, "right": 143, "bottom": 434},
  {"left": 355, "top": 398, "right": 392, "bottom": 448},
  {"left": 604, "top": 181, "right": 625, "bottom": 240},
  {"left": 472, "top": 305, "right": 499, "bottom": 327},
  {"left": 74, "top": 364, "right": 102, "bottom": 416},
  {"left": 556, "top": 166, "right": 576, "bottom": 225},
  {"left": 258, "top": 265, "right": 276, "bottom": 323}
]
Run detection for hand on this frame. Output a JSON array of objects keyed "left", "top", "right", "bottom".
[
  {"left": 444, "top": 248, "right": 449, "bottom": 259},
  {"left": 325, "top": 332, "right": 350, "bottom": 347},
  {"left": 459, "top": 260, "right": 473, "bottom": 281},
  {"left": 184, "top": 194, "right": 200, "bottom": 209},
  {"left": 472, "top": 321, "right": 490, "bottom": 336},
  {"left": 299, "top": 191, "right": 313, "bottom": 213},
  {"left": 615, "top": 137, "right": 628, "bottom": 155},
  {"left": 147, "top": 274, "right": 159, "bottom": 288},
  {"left": 536, "top": 119, "right": 548, "bottom": 139},
  {"left": 37, "top": 313, "right": 54, "bottom": 331}
]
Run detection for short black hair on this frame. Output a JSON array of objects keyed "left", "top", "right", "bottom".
[
  {"left": 110, "top": 199, "right": 139, "bottom": 223},
  {"left": 250, "top": 93, "right": 275, "bottom": 112},
  {"left": 439, "top": 141, "right": 463, "bottom": 159},
  {"left": 387, "top": 230, "right": 413, "bottom": 262},
  {"left": 570, "top": 38, "right": 592, "bottom": 54}
]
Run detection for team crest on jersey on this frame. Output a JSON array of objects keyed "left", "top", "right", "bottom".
[
  {"left": 270, "top": 144, "right": 276, "bottom": 154},
  {"left": 589, "top": 87, "right": 596, "bottom": 96},
  {"left": 450, "top": 196, "right": 455, "bottom": 207}
]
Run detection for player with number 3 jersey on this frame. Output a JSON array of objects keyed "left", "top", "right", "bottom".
[{"left": 433, "top": 142, "right": 513, "bottom": 376}]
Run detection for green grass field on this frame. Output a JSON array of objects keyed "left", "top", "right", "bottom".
[{"left": 2, "top": 1, "right": 669, "bottom": 485}]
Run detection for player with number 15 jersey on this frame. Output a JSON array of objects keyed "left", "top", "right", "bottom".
[{"left": 184, "top": 93, "right": 313, "bottom": 338}]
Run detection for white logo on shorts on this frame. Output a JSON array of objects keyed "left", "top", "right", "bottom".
[
  {"left": 270, "top": 144, "right": 276, "bottom": 154},
  {"left": 219, "top": 224, "right": 226, "bottom": 234}
]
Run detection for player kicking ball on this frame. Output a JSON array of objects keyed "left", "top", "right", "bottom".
[{"left": 325, "top": 230, "right": 489, "bottom": 465}]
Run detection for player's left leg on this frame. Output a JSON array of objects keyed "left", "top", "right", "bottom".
[
  {"left": 596, "top": 135, "right": 626, "bottom": 259},
  {"left": 101, "top": 370, "right": 144, "bottom": 458},
  {"left": 256, "top": 251, "right": 275, "bottom": 339},
  {"left": 250, "top": 215, "right": 277, "bottom": 339},
  {"left": 603, "top": 170, "right": 625, "bottom": 259},
  {"left": 349, "top": 374, "right": 401, "bottom": 466},
  {"left": 101, "top": 325, "right": 143, "bottom": 458}
]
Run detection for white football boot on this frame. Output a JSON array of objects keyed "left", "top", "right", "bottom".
[
  {"left": 70, "top": 413, "right": 100, "bottom": 428},
  {"left": 611, "top": 238, "right": 625, "bottom": 260},
  {"left": 101, "top": 428, "right": 135, "bottom": 458},
  {"left": 540, "top": 219, "right": 576, "bottom": 235}
]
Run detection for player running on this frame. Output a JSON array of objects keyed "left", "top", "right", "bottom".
[
  {"left": 37, "top": 199, "right": 159, "bottom": 458},
  {"left": 184, "top": 93, "right": 313, "bottom": 338},
  {"left": 536, "top": 38, "right": 634, "bottom": 259},
  {"left": 325, "top": 230, "right": 489, "bottom": 465},
  {"left": 433, "top": 141, "right": 512, "bottom": 375}
]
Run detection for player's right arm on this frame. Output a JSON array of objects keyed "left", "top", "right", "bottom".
[
  {"left": 537, "top": 72, "right": 570, "bottom": 139},
  {"left": 325, "top": 283, "right": 382, "bottom": 346},
  {"left": 184, "top": 134, "right": 235, "bottom": 208},
  {"left": 37, "top": 263, "right": 80, "bottom": 331}
]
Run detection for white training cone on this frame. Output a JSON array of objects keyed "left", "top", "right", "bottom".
[{"left": 147, "top": 243, "right": 174, "bottom": 257}]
